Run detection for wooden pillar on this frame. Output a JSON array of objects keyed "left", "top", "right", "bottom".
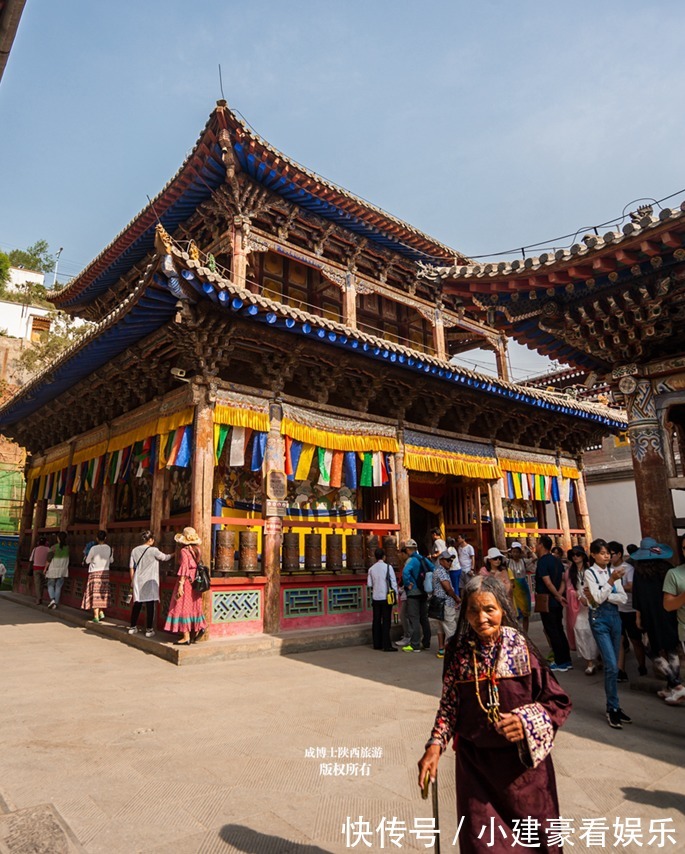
[
  {"left": 625, "top": 379, "right": 677, "bottom": 554},
  {"left": 191, "top": 392, "right": 215, "bottom": 637},
  {"left": 393, "top": 447, "right": 412, "bottom": 543},
  {"left": 554, "top": 499, "right": 572, "bottom": 552},
  {"left": 15, "top": 493, "right": 36, "bottom": 592},
  {"left": 343, "top": 273, "right": 357, "bottom": 328},
  {"left": 232, "top": 215, "right": 249, "bottom": 290},
  {"left": 262, "top": 402, "right": 285, "bottom": 634},
  {"left": 574, "top": 473, "right": 592, "bottom": 546},
  {"left": 473, "top": 484, "right": 484, "bottom": 565},
  {"left": 60, "top": 494, "right": 75, "bottom": 532},
  {"left": 190, "top": 395, "right": 215, "bottom": 560},
  {"left": 99, "top": 480, "right": 114, "bottom": 531},
  {"left": 32, "top": 499, "right": 48, "bottom": 549},
  {"left": 150, "top": 453, "right": 167, "bottom": 542},
  {"left": 433, "top": 309, "right": 446, "bottom": 361},
  {"left": 494, "top": 337, "right": 510, "bottom": 382},
  {"left": 489, "top": 478, "right": 506, "bottom": 551}
]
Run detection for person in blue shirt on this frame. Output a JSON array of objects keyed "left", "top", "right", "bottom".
[{"left": 401, "top": 539, "right": 431, "bottom": 652}]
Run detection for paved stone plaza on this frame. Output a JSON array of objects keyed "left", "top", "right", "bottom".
[{"left": 0, "top": 595, "right": 683, "bottom": 853}]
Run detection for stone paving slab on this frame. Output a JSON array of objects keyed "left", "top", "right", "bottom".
[
  {"left": 1, "top": 591, "right": 381, "bottom": 665},
  {"left": 1, "top": 596, "right": 684, "bottom": 853}
]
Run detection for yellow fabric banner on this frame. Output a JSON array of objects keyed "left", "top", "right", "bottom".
[
  {"left": 72, "top": 441, "right": 108, "bottom": 466},
  {"left": 281, "top": 417, "right": 398, "bottom": 453},
  {"left": 213, "top": 404, "right": 269, "bottom": 433},
  {"left": 404, "top": 445, "right": 502, "bottom": 480},
  {"left": 498, "top": 457, "right": 560, "bottom": 477},
  {"left": 560, "top": 466, "right": 580, "bottom": 480}
]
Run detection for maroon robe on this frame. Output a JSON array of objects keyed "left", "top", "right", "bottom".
[{"left": 428, "top": 626, "right": 572, "bottom": 853}]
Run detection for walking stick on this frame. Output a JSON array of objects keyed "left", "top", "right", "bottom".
[{"left": 421, "top": 769, "right": 441, "bottom": 854}]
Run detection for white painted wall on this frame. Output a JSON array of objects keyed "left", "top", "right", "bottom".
[
  {"left": 0, "top": 299, "right": 51, "bottom": 340},
  {"left": 7, "top": 267, "right": 45, "bottom": 291},
  {"left": 587, "top": 479, "right": 685, "bottom": 546}
]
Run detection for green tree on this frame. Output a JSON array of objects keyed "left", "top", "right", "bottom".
[
  {"left": 0, "top": 251, "right": 10, "bottom": 292},
  {"left": 17, "top": 311, "right": 93, "bottom": 375},
  {"left": 8, "top": 240, "right": 55, "bottom": 273}
]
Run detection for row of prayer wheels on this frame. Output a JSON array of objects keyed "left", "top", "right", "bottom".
[
  {"left": 284, "top": 532, "right": 399, "bottom": 573},
  {"left": 213, "top": 529, "right": 400, "bottom": 574}
]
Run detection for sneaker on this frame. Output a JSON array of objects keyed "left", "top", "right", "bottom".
[
  {"left": 436, "top": 649, "right": 445, "bottom": 659},
  {"left": 48, "top": 599, "right": 56, "bottom": 609},
  {"left": 607, "top": 709, "right": 623, "bottom": 729},
  {"left": 127, "top": 627, "right": 138, "bottom": 634},
  {"left": 617, "top": 708, "right": 632, "bottom": 724},
  {"left": 550, "top": 662, "right": 571, "bottom": 672},
  {"left": 395, "top": 637, "right": 410, "bottom": 647},
  {"left": 657, "top": 688, "right": 673, "bottom": 699},
  {"left": 145, "top": 629, "right": 155, "bottom": 638},
  {"left": 664, "top": 685, "right": 685, "bottom": 706},
  {"left": 584, "top": 665, "right": 596, "bottom": 676},
  {"left": 402, "top": 645, "right": 421, "bottom": 653},
  {"left": 617, "top": 669, "right": 629, "bottom": 683}
]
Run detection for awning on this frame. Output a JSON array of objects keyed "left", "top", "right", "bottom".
[
  {"left": 403, "top": 430, "right": 501, "bottom": 479},
  {"left": 281, "top": 403, "right": 398, "bottom": 453}
]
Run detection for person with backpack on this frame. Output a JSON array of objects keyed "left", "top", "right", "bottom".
[
  {"left": 401, "top": 539, "right": 431, "bottom": 652},
  {"left": 164, "top": 527, "right": 208, "bottom": 645}
]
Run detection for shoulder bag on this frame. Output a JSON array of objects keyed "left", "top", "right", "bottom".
[
  {"left": 190, "top": 547, "right": 212, "bottom": 593},
  {"left": 534, "top": 592, "right": 549, "bottom": 614},
  {"left": 385, "top": 564, "right": 397, "bottom": 606}
]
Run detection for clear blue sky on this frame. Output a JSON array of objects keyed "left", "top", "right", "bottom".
[{"left": 2, "top": 1, "right": 684, "bottom": 379}]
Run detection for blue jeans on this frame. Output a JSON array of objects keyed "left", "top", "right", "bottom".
[
  {"left": 590, "top": 603, "right": 622, "bottom": 711},
  {"left": 46, "top": 577, "right": 65, "bottom": 605}
]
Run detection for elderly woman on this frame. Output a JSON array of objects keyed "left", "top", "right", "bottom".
[
  {"left": 164, "top": 526, "right": 208, "bottom": 645},
  {"left": 418, "top": 576, "right": 571, "bottom": 853}
]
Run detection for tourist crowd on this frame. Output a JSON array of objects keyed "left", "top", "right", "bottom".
[{"left": 367, "top": 528, "right": 685, "bottom": 721}]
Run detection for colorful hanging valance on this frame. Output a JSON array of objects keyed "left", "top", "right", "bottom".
[
  {"left": 155, "top": 406, "right": 195, "bottom": 436},
  {"left": 280, "top": 403, "right": 398, "bottom": 454},
  {"left": 403, "top": 431, "right": 501, "bottom": 480},
  {"left": 560, "top": 465, "right": 580, "bottom": 480},
  {"left": 72, "top": 440, "right": 108, "bottom": 467},
  {"left": 498, "top": 457, "right": 560, "bottom": 478},
  {"left": 41, "top": 454, "right": 71, "bottom": 477},
  {"left": 214, "top": 391, "right": 270, "bottom": 433}
]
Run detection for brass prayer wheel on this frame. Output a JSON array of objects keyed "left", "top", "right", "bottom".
[
  {"left": 325, "top": 533, "right": 343, "bottom": 573},
  {"left": 304, "top": 533, "right": 322, "bottom": 571},
  {"left": 282, "top": 532, "right": 300, "bottom": 572},
  {"left": 215, "top": 530, "right": 235, "bottom": 575},
  {"left": 239, "top": 530, "right": 259, "bottom": 573},
  {"left": 365, "top": 534, "right": 379, "bottom": 568},
  {"left": 383, "top": 535, "right": 399, "bottom": 568},
  {"left": 346, "top": 534, "right": 364, "bottom": 572}
]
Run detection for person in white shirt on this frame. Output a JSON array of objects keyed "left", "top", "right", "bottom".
[
  {"left": 429, "top": 527, "right": 446, "bottom": 564},
  {"left": 585, "top": 538, "right": 630, "bottom": 729},
  {"left": 82, "top": 529, "right": 113, "bottom": 622},
  {"left": 456, "top": 533, "right": 475, "bottom": 574},
  {"left": 367, "top": 547, "right": 399, "bottom": 652},
  {"left": 0, "top": 561, "right": 7, "bottom": 587}
]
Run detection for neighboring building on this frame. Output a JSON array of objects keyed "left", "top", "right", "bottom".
[
  {"left": 425, "top": 200, "right": 685, "bottom": 553},
  {"left": 0, "top": 101, "right": 624, "bottom": 640},
  {"left": 0, "top": 297, "right": 52, "bottom": 342},
  {"left": 7, "top": 265, "right": 46, "bottom": 293}
]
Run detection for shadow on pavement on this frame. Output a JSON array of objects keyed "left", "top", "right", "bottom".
[
  {"left": 622, "top": 787, "right": 685, "bottom": 816},
  {"left": 219, "top": 824, "right": 333, "bottom": 853}
]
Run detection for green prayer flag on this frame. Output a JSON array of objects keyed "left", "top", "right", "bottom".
[{"left": 360, "top": 452, "right": 373, "bottom": 487}]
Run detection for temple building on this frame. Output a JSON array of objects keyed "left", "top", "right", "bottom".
[
  {"left": 423, "top": 200, "right": 685, "bottom": 554},
  {"left": 0, "top": 101, "right": 625, "bottom": 639}
]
